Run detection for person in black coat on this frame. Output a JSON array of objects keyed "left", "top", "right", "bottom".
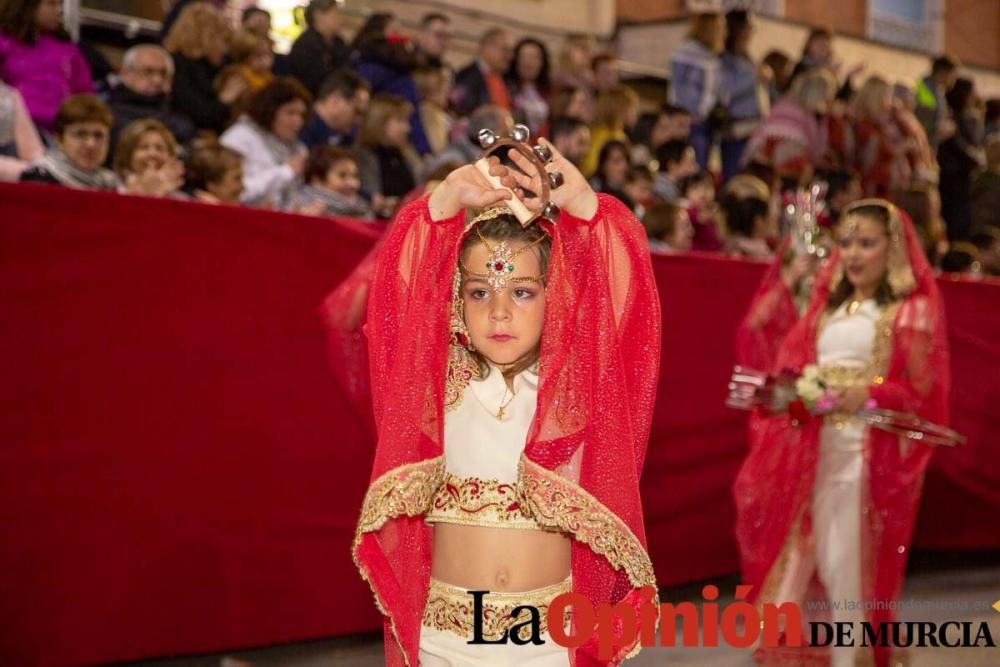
[
  {"left": 108, "top": 45, "right": 195, "bottom": 157},
  {"left": 287, "top": 0, "right": 351, "bottom": 97},
  {"left": 450, "top": 28, "right": 514, "bottom": 117},
  {"left": 162, "top": 2, "right": 243, "bottom": 135}
]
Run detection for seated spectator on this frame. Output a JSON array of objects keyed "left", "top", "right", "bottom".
[
  {"left": 164, "top": 2, "right": 243, "bottom": 135},
  {"left": 413, "top": 66, "right": 453, "bottom": 155},
  {"left": 414, "top": 13, "right": 451, "bottom": 68},
  {"left": 592, "top": 52, "right": 619, "bottom": 94},
  {"left": 300, "top": 70, "right": 370, "bottom": 150},
  {"left": 588, "top": 139, "right": 630, "bottom": 201},
  {"left": 653, "top": 139, "right": 698, "bottom": 201},
  {"left": 744, "top": 68, "right": 836, "bottom": 186},
  {"left": 452, "top": 28, "right": 514, "bottom": 117},
  {"left": 113, "top": 119, "right": 185, "bottom": 198},
  {"left": 351, "top": 12, "right": 431, "bottom": 155},
  {"left": 289, "top": 145, "right": 372, "bottom": 219},
  {"left": 546, "top": 87, "right": 592, "bottom": 129},
  {"left": 552, "top": 35, "right": 596, "bottom": 117},
  {"left": 0, "top": 0, "right": 94, "bottom": 133},
  {"left": 354, "top": 94, "right": 418, "bottom": 219},
  {"left": 643, "top": 201, "right": 694, "bottom": 253},
  {"left": 719, "top": 174, "right": 776, "bottom": 260},
  {"left": 679, "top": 169, "right": 724, "bottom": 252},
  {"left": 761, "top": 49, "right": 792, "bottom": 102},
  {"left": 20, "top": 94, "right": 119, "bottom": 190},
  {"left": 549, "top": 116, "right": 591, "bottom": 168},
  {"left": 224, "top": 30, "right": 275, "bottom": 96},
  {"left": 185, "top": 143, "right": 244, "bottom": 203},
  {"left": 421, "top": 104, "right": 513, "bottom": 179},
  {"left": 108, "top": 45, "right": 195, "bottom": 156},
  {"left": 970, "top": 229, "right": 1000, "bottom": 276},
  {"left": 623, "top": 165, "right": 654, "bottom": 219},
  {"left": 630, "top": 104, "right": 691, "bottom": 167},
  {"left": 507, "top": 38, "right": 551, "bottom": 134},
  {"left": 220, "top": 78, "right": 310, "bottom": 206},
  {"left": 241, "top": 5, "right": 271, "bottom": 39},
  {"left": 971, "top": 136, "right": 1000, "bottom": 232},
  {"left": 897, "top": 185, "right": 948, "bottom": 266},
  {"left": 581, "top": 84, "right": 639, "bottom": 176},
  {"left": 0, "top": 81, "right": 44, "bottom": 181},
  {"left": 288, "top": 0, "right": 349, "bottom": 97}
]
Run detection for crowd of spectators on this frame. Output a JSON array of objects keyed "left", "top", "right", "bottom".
[{"left": 1, "top": 0, "right": 998, "bottom": 276}]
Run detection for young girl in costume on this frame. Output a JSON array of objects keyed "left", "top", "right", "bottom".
[
  {"left": 734, "top": 199, "right": 950, "bottom": 667},
  {"left": 353, "top": 141, "right": 661, "bottom": 666}
]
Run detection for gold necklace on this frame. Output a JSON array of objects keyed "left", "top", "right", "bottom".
[
  {"left": 847, "top": 299, "right": 861, "bottom": 315},
  {"left": 496, "top": 387, "right": 516, "bottom": 420}
]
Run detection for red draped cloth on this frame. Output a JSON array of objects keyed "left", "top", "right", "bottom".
[
  {"left": 353, "top": 194, "right": 662, "bottom": 666},
  {"left": 733, "top": 207, "right": 949, "bottom": 666}
]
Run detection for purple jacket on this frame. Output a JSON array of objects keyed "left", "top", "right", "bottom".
[{"left": 0, "top": 34, "right": 94, "bottom": 131}]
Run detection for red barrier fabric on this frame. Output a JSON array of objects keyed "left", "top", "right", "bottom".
[{"left": 1, "top": 184, "right": 997, "bottom": 665}]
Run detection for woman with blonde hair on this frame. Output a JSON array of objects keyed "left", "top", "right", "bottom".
[
  {"left": 354, "top": 94, "right": 419, "bottom": 218},
  {"left": 552, "top": 34, "right": 596, "bottom": 113},
  {"left": 113, "top": 118, "right": 185, "bottom": 198},
  {"left": 744, "top": 68, "right": 837, "bottom": 185},
  {"left": 669, "top": 11, "right": 724, "bottom": 168},
  {"left": 852, "top": 75, "right": 911, "bottom": 197},
  {"left": 164, "top": 2, "right": 244, "bottom": 134},
  {"left": 579, "top": 84, "right": 639, "bottom": 176}
]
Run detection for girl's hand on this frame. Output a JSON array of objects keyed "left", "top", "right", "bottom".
[
  {"left": 832, "top": 386, "right": 870, "bottom": 413},
  {"left": 506, "top": 138, "right": 598, "bottom": 220},
  {"left": 428, "top": 157, "right": 516, "bottom": 221}
]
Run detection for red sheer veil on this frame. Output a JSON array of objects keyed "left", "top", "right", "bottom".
[
  {"left": 733, "top": 199, "right": 949, "bottom": 666},
  {"left": 353, "top": 194, "right": 662, "bottom": 666}
]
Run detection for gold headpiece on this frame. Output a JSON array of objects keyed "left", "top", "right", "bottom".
[
  {"left": 832, "top": 198, "right": 915, "bottom": 297},
  {"left": 460, "top": 224, "right": 548, "bottom": 292}
]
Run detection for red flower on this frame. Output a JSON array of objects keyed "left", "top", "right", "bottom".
[{"left": 788, "top": 399, "right": 811, "bottom": 424}]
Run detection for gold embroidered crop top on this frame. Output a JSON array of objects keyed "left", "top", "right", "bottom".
[{"left": 426, "top": 364, "right": 542, "bottom": 530}]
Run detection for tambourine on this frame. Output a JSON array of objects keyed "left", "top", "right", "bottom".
[{"left": 474, "top": 124, "right": 561, "bottom": 226}]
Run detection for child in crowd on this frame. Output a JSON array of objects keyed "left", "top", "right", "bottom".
[
  {"left": 186, "top": 144, "right": 245, "bottom": 204},
  {"left": 623, "top": 165, "right": 654, "bottom": 219},
  {"left": 678, "top": 169, "right": 723, "bottom": 252},
  {"left": 643, "top": 200, "right": 694, "bottom": 252},
  {"left": 289, "top": 145, "right": 373, "bottom": 219},
  {"left": 217, "top": 30, "right": 275, "bottom": 118},
  {"left": 653, "top": 139, "right": 698, "bottom": 201}
]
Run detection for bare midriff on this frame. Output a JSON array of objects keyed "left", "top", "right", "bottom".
[{"left": 431, "top": 523, "right": 571, "bottom": 591}]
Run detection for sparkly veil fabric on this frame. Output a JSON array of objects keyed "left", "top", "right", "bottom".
[
  {"left": 733, "top": 209, "right": 949, "bottom": 666},
  {"left": 353, "top": 194, "right": 662, "bottom": 666},
  {"left": 321, "top": 242, "right": 381, "bottom": 438}
]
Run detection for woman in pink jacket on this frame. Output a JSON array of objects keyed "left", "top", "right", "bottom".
[{"left": 0, "top": 0, "right": 94, "bottom": 133}]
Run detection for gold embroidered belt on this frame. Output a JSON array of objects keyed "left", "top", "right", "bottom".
[
  {"left": 818, "top": 364, "right": 876, "bottom": 389},
  {"left": 422, "top": 577, "right": 572, "bottom": 641},
  {"left": 425, "top": 472, "right": 541, "bottom": 530}
]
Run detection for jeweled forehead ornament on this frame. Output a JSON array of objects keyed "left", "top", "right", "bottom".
[
  {"left": 475, "top": 123, "right": 562, "bottom": 226},
  {"left": 461, "top": 206, "right": 548, "bottom": 292}
]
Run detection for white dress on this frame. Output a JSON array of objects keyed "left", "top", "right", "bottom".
[{"left": 814, "top": 298, "right": 879, "bottom": 667}]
